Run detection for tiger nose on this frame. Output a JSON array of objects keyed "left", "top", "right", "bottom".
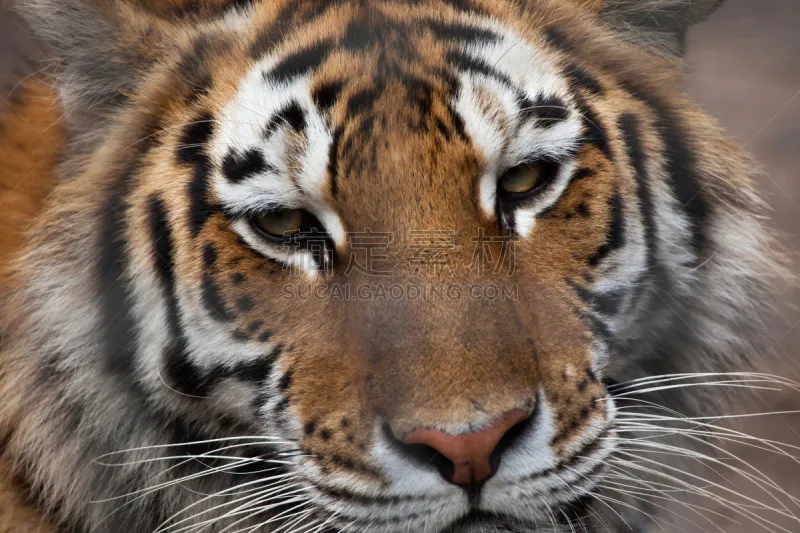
[{"left": 401, "top": 410, "right": 530, "bottom": 488}]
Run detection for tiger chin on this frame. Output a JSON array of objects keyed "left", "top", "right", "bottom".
[{"left": 0, "top": 0, "right": 793, "bottom": 532}]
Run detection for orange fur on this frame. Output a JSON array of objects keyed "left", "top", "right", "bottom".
[{"left": 0, "top": 79, "right": 63, "bottom": 533}]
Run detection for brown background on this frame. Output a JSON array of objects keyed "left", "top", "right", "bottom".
[
  {"left": 679, "top": 1, "right": 800, "bottom": 531},
  {"left": 1, "top": 0, "right": 799, "bottom": 531}
]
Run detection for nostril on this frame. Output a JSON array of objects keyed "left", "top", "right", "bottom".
[
  {"left": 388, "top": 409, "right": 531, "bottom": 489},
  {"left": 396, "top": 441, "right": 456, "bottom": 483},
  {"left": 489, "top": 401, "right": 539, "bottom": 470}
]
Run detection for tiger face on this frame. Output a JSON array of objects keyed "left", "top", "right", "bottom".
[{"left": 4, "top": 0, "right": 786, "bottom": 532}]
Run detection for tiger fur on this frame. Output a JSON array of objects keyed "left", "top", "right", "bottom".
[{"left": 0, "top": 0, "right": 789, "bottom": 532}]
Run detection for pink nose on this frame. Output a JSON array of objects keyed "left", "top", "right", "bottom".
[{"left": 402, "top": 410, "right": 529, "bottom": 486}]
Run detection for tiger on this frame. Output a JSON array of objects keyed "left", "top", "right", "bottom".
[{"left": 0, "top": 0, "right": 793, "bottom": 532}]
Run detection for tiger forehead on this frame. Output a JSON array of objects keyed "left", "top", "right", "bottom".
[{"left": 209, "top": 5, "right": 577, "bottom": 201}]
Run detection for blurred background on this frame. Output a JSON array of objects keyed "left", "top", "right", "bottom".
[
  {"left": 0, "top": 0, "right": 798, "bottom": 531},
  {"left": 680, "top": 1, "right": 800, "bottom": 531}
]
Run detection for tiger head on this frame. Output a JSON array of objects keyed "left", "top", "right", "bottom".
[{"left": 4, "top": 0, "right": 786, "bottom": 532}]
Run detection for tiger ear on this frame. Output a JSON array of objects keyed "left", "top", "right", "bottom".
[
  {"left": 14, "top": 0, "right": 179, "bottom": 140},
  {"left": 593, "top": 0, "right": 726, "bottom": 54}
]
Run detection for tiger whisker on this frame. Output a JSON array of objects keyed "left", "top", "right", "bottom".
[
  {"left": 610, "top": 454, "right": 797, "bottom": 532},
  {"left": 161, "top": 486, "right": 310, "bottom": 533},
  {"left": 154, "top": 474, "right": 297, "bottom": 532},
  {"left": 612, "top": 436, "right": 800, "bottom": 512},
  {"left": 222, "top": 496, "right": 316, "bottom": 533},
  {"left": 609, "top": 373, "right": 800, "bottom": 394}
]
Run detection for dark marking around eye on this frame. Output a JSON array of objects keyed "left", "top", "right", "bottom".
[
  {"left": 518, "top": 95, "right": 569, "bottom": 124},
  {"left": 312, "top": 80, "right": 344, "bottom": 111},
  {"left": 222, "top": 148, "right": 271, "bottom": 184},
  {"left": 264, "top": 39, "right": 333, "bottom": 84}
]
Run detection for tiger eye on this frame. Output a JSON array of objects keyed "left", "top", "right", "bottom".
[
  {"left": 499, "top": 163, "right": 544, "bottom": 194},
  {"left": 253, "top": 209, "right": 304, "bottom": 238}
]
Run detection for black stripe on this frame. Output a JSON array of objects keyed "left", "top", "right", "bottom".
[
  {"left": 179, "top": 113, "right": 217, "bottom": 238},
  {"left": 447, "top": 102, "right": 468, "bottom": 141},
  {"left": 250, "top": 1, "right": 342, "bottom": 58},
  {"left": 570, "top": 167, "right": 596, "bottom": 184},
  {"left": 618, "top": 82, "right": 708, "bottom": 256},
  {"left": 617, "top": 114, "right": 656, "bottom": 274},
  {"left": 346, "top": 87, "right": 379, "bottom": 116},
  {"left": 518, "top": 94, "right": 569, "bottom": 125},
  {"left": 563, "top": 63, "right": 604, "bottom": 96},
  {"left": 445, "top": 49, "right": 513, "bottom": 87},
  {"left": 274, "top": 101, "right": 307, "bottom": 132},
  {"left": 264, "top": 39, "right": 333, "bottom": 84},
  {"left": 542, "top": 25, "right": 574, "bottom": 55},
  {"left": 312, "top": 80, "right": 344, "bottom": 111},
  {"left": 177, "top": 112, "right": 214, "bottom": 165},
  {"left": 202, "top": 244, "right": 234, "bottom": 322},
  {"left": 328, "top": 126, "right": 343, "bottom": 197},
  {"left": 572, "top": 281, "right": 624, "bottom": 317},
  {"left": 148, "top": 196, "right": 176, "bottom": 301},
  {"left": 574, "top": 96, "right": 612, "bottom": 161},
  {"left": 188, "top": 156, "right": 215, "bottom": 237},
  {"left": 221, "top": 148, "right": 270, "bottom": 184},
  {"left": 148, "top": 194, "right": 209, "bottom": 397},
  {"left": 426, "top": 20, "right": 500, "bottom": 44},
  {"left": 97, "top": 123, "right": 159, "bottom": 378},
  {"left": 576, "top": 305, "right": 613, "bottom": 344},
  {"left": 588, "top": 191, "right": 625, "bottom": 267}
]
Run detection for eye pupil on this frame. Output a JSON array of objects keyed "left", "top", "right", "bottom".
[
  {"left": 499, "top": 163, "right": 543, "bottom": 195},
  {"left": 254, "top": 209, "right": 305, "bottom": 238}
]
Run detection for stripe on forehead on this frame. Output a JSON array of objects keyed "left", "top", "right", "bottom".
[{"left": 210, "top": 7, "right": 581, "bottom": 236}]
